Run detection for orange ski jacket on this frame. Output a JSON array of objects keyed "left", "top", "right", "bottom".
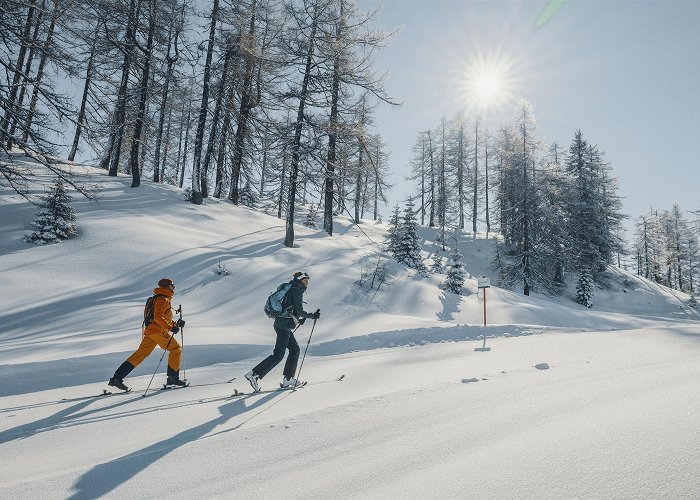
[{"left": 144, "top": 287, "right": 176, "bottom": 336}]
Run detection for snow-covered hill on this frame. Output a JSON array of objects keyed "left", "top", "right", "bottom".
[{"left": 2, "top": 161, "right": 699, "bottom": 498}]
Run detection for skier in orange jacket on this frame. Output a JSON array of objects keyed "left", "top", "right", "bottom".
[{"left": 108, "top": 278, "right": 186, "bottom": 391}]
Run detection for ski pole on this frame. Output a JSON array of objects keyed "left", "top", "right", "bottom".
[
  {"left": 293, "top": 310, "right": 319, "bottom": 391},
  {"left": 143, "top": 331, "right": 176, "bottom": 397},
  {"left": 177, "top": 305, "right": 186, "bottom": 381}
]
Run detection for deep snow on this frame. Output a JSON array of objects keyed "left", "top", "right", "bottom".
[{"left": 1, "top": 161, "right": 699, "bottom": 499}]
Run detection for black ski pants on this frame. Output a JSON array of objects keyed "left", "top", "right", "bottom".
[{"left": 253, "top": 324, "right": 300, "bottom": 380}]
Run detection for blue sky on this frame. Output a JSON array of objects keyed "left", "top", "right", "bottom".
[{"left": 363, "top": 0, "right": 700, "bottom": 237}]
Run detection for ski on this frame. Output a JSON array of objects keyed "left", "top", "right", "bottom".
[
  {"left": 228, "top": 382, "right": 306, "bottom": 398},
  {"left": 231, "top": 374, "right": 345, "bottom": 398},
  {"left": 61, "top": 388, "right": 131, "bottom": 402},
  {"left": 60, "top": 377, "right": 236, "bottom": 403}
]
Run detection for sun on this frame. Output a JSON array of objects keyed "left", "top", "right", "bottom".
[
  {"left": 472, "top": 71, "right": 502, "bottom": 104},
  {"left": 458, "top": 50, "right": 517, "bottom": 113}
]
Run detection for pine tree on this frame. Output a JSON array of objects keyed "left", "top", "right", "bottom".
[
  {"left": 442, "top": 244, "right": 466, "bottom": 294},
  {"left": 385, "top": 203, "right": 401, "bottom": 256},
  {"left": 304, "top": 204, "right": 319, "bottom": 229},
  {"left": 394, "top": 198, "right": 427, "bottom": 274},
  {"left": 576, "top": 269, "right": 594, "bottom": 308},
  {"left": 25, "top": 180, "right": 78, "bottom": 244},
  {"left": 430, "top": 253, "right": 445, "bottom": 274}
]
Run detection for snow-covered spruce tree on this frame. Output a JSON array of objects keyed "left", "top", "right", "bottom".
[
  {"left": 431, "top": 253, "right": 445, "bottom": 274},
  {"left": 25, "top": 180, "right": 78, "bottom": 244},
  {"left": 576, "top": 268, "right": 594, "bottom": 308},
  {"left": 394, "top": 197, "right": 428, "bottom": 274},
  {"left": 430, "top": 228, "right": 446, "bottom": 273},
  {"left": 384, "top": 203, "right": 401, "bottom": 257},
  {"left": 442, "top": 244, "right": 466, "bottom": 294},
  {"left": 493, "top": 100, "right": 551, "bottom": 296},
  {"left": 564, "top": 130, "right": 625, "bottom": 279},
  {"left": 304, "top": 204, "right": 319, "bottom": 229}
]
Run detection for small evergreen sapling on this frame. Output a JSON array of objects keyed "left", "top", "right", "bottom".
[
  {"left": 384, "top": 203, "right": 401, "bottom": 257},
  {"left": 304, "top": 204, "right": 319, "bottom": 229},
  {"left": 441, "top": 244, "right": 466, "bottom": 294},
  {"left": 431, "top": 253, "right": 445, "bottom": 274},
  {"left": 25, "top": 180, "right": 78, "bottom": 244}
]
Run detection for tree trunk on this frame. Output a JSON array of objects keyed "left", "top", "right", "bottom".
[
  {"left": 24, "top": 0, "right": 59, "bottom": 140},
  {"left": 69, "top": 22, "right": 99, "bottom": 162},
  {"left": 9, "top": 0, "right": 45, "bottom": 144},
  {"left": 127, "top": 0, "right": 156, "bottom": 188},
  {"left": 472, "top": 120, "right": 479, "bottom": 234},
  {"left": 214, "top": 59, "right": 236, "bottom": 198},
  {"left": 177, "top": 78, "right": 193, "bottom": 188},
  {"left": 284, "top": 7, "right": 318, "bottom": 247},
  {"left": 203, "top": 38, "right": 236, "bottom": 199},
  {"left": 457, "top": 119, "right": 465, "bottom": 229},
  {"left": 485, "top": 136, "right": 490, "bottom": 236},
  {"left": 191, "top": 0, "right": 220, "bottom": 204},
  {"left": 161, "top": 104, "right": 173, "bottom": 182},
  {"left": 1, "top": 0, "right": 36, "bottom": 145},
  {"left": 354, "top": 140, "right": 362, "bottom": 223},
  {"left": 153, "top": 24, "right": 179, "bottom": 182},
  {"left": 420, "top": 137, "right": 425, "bottom": 225},
  {"left": 230, "top": 3, "right": 259, "bottom": 204},
  {"left": 427, "top": 130, "right": 435, "bottom": 227},
  {"left": 323, "top": 0, "right": 343, "bottom": 235},
  {"left": 277, "top": 145, "right": 288, "bottom": 219},
  {"left": 105, "top": 0, "right": 139, "bottom": 177}
]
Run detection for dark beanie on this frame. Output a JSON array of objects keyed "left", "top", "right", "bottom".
[{"left": 158, "top": 278, "right": 174, "bottom": 288}]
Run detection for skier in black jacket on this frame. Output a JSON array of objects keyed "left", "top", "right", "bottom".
[{"left": 245, "top": 271, "right": 320, "bottom": 392}]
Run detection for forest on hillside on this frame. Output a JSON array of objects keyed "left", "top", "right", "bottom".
[{"left": 2, "top": 0, "right": 698, "bottom": 303}]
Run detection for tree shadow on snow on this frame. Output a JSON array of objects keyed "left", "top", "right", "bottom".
[
  {"left": 68, "top": 391, "right": 280, "bottom": 499},
  {"left": 436, "top": 290, "right": 463, "bottom": 322}
]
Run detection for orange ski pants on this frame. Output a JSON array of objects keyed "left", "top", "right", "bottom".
[{"left": 126, "top": 331, "right": 182, "bottom": 372}]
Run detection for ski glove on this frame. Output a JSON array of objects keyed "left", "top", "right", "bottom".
[
  {"left": 170, "top": 326, "right": 180, "bottom": 334},
  {"left": 311, "top": 309, "right": 321, "bottom": 320},
  {"left": 176, "top": 318, "right": 186, "bottom": 328},
  {"left": 298, "top": 317, "right": 306, "bottom": 325}
]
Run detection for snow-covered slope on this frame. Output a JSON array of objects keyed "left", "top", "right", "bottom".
[{"left": 2, "top": 161, "right": 699, "bottom": 498}]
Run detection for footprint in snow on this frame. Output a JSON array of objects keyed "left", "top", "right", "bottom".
[{"left": 535, "top": 363, "right": 550, "bottom": 370}]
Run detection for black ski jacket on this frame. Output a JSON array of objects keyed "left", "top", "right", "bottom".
[{"left": 275, "top": 279, "right": 313, "bottom": 329}]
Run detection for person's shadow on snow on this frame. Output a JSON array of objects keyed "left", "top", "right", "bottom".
[
  {"left": 0, "top": 394, "right": 149, "bottom": 446},
  {"left": 68, "top": 392, "right": 281, "bottom": 499}
]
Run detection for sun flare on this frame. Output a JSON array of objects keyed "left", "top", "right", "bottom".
[{"left": 458, "top": 50, "right": 517, "bottom": 113}]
